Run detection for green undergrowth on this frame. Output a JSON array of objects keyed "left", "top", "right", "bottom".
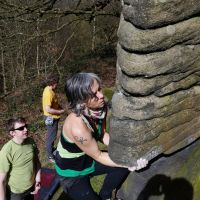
[{"left": 103, "top": 88, "right": 114, "bottom": 101}]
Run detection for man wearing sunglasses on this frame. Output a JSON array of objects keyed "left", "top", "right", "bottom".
[{"left": 0, "top": 117, "right": 41, "bottom": 200}]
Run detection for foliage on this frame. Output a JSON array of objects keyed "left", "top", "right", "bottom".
[
  {"left": 0, "top": 1, "right": 118, "bottom": 199},
  {"left": 0, "top": 0, "right": 120, "bottom": 95},
  {"left": 103, "top": 87, "right": 114, "bottom": 101}
]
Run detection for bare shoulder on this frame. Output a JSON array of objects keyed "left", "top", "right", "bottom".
[
  {"left": 63, "top": 113, "right": 92, "bottom": 145},
  {"left": 65, "top": 113, "right": 86, "bottom": 130}
]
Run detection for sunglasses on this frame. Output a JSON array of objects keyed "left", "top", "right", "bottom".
[{"left": 13, "top": 124, "right": 28, "bottom": 131}]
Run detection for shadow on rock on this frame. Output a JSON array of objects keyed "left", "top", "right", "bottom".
[{"left": 137, "top": 174, "right": 193, "bottom": 200}]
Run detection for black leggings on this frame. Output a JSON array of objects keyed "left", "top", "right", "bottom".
[{"left": 59, "top": 161, "right": 129, "bottom": 200}]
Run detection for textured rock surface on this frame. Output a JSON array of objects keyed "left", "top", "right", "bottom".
[
  {"left": 117, "top": 44, "right": 200, "bottom": 77},
  {"left": 118, "top": 139, "right": 200, "bottom": 200},
  {"left": 117, "top": 65, "right": 200, "bottom": 96},
  {"left": 123, "top": 0, "right": 200, "bottom": 28},
  {"left": 108, "top": 0, "right": 200, "bottom": 167},
  {"left": 118, "top": 16, "right": 200, "bottom": 52}
]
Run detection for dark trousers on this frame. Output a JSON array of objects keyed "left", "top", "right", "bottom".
[
  {"left": 59, "top": 161, "right": 129, "bottom": 200},
  {"left": 6, "top": 186, "right": 34, "bottom": 200},
  {"left": 45, "top": 118, "right": 59, "bottom": 158}
]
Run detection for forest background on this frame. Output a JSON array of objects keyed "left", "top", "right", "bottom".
[{"left": 0, "top": 0, "right": 121, "bottom": 199}]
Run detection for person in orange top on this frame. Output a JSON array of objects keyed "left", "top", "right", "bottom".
[{"left": 42, "top": 73, "right": 65, "bottom": 163}]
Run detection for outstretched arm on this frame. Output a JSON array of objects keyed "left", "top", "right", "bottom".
[
  {"left": 68, "top": 118, "right": 148, "bottom": 170},
  {"left": 0, "top": 173, "right": 7, "bottom": 200},
  {"left": 102, "top": 132, "right": 148, "bottom": 171}
]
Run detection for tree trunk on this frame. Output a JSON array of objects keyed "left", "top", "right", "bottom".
[
  {"left": 36, "top": 20, "right": 40, "bottom": 76},
  {"left": 1, "top": 48, "right": 7, "bottom": 94},
  {"left": 92, "top": 1, "right": 96, "bottom": 51},
  {"left": 36, "top": 42, "right": 40, "bottom": 76}
]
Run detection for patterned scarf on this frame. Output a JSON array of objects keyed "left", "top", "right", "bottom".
[
  {"left": 84, "top": 106, "right": 107, "bottom": 119},
  {"left": 81, "top": 105, "right": 107, "bottom": 133}
]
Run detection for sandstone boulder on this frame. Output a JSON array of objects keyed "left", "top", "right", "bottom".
[
  {"left": 118, "top": 16, "right": 200, "bottom": 52},
  {"left": 118, "top": 139, "right": 200, "bottom": 200},
  {"left": 123, "top": 0, "right": 200, "bottom": 28},
  {"left": 117, "top": 43, "right": 200, "bottom": 77}
]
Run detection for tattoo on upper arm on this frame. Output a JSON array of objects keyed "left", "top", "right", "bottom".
[{"left": 74, "top": 136, "right": 87, "bottom": 144}]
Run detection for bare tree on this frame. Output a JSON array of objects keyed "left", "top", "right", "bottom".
[
  {"left": 0, "top": 0, "right": 121, "bottom": 93},
  {"left": 1, "top": 47, "right": 7, "bottom": 94}
]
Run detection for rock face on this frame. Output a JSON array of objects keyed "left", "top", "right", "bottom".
[
  {"left": 123, "top": 0, "right": 200, "bottom": 29},
  {"left": 108, "top": 0, "right": 200, "bottom": 168},
  {"left": 118, "top": 139, "right": 200, "bottom": 200}
]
